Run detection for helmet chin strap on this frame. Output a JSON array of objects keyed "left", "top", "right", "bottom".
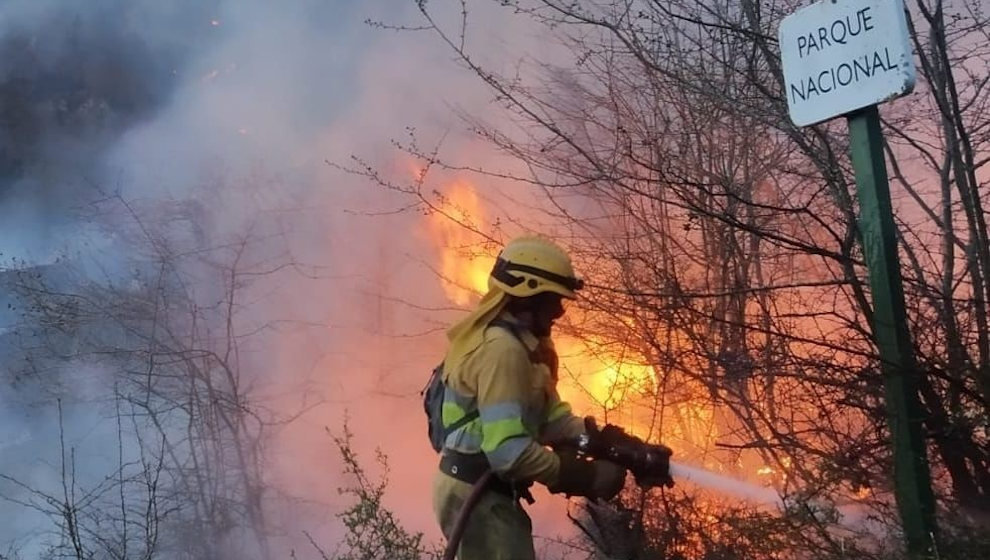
[
  {"left": 531, "top": 322, "right": 552, "bottom": 338},
  {"left": 513, "top": 310, "right": 552, "bottom": 337},
  {"left": 505, "top": 294, "right": 559, "bottom": 337}
]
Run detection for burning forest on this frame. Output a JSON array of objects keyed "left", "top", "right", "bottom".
[{"left": 1, "top": 1, "right": 989, "bottom": 559}]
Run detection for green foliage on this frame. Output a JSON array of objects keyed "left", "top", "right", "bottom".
[{"left": 324, "top": 424, "right": 439, "bottom": 560}]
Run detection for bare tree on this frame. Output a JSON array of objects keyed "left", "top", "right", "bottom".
[
  {"left": 0, "top": 398, "right": 170, "bottom": 560},
  {"left": 348, "top": 0, "right": 990, "bottom": 558},
  {"left": 1, "top": 187, "right": 321, "bottom": 559}
]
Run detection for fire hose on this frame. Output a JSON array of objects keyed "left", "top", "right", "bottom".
[
  {"left": 441, "top": 420, "right": 673, "bottom": 559},
  {"left": 441, "top": 470, "right": 494, "bottom": 560}
]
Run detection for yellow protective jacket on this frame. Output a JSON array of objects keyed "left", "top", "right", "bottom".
[{"left": 440, "top": 313, "right": 585, "bottom": 486}]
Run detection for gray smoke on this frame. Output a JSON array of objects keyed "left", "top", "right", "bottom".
[
  {"left": 0, "top": 0, "right": 224, "bottom": 261},
  {"left": 0, "top": 1, "right": 408, "bottom": 558},
  {"left": 0, "top": 1, "right": 553, "bottom": 558}
]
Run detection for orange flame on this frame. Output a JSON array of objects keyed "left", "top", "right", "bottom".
[
  {"left": 554, "top": 334, "right": 656, "bottom": 411},
  {"left": 419, "top": 177, "right": 756, "bottom": 472},
  {"left": 422, "top": 178, "right": 493, "bottom": 306},
  {"left": 421, "top": 179, "right": 665, "bottom": 429}
]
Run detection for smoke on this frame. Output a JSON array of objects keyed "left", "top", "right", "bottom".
[
  {"left": 0, "top": 1, "right": 895, "bottom": 556},
  {"left": 0, "top": 0, "right": 565, "bottom": 558},
  {"left": 0, "top": 0, "right": 221, "bottom": 262}
]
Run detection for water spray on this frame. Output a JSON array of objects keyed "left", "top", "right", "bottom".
[
  {"left": 669, "top": 461, "right": 784, "bottom": 508},
  {"left": 669, "top": 460, "right": 877, "bottom": 537},
  {"left": 573, "top": 421, "right": 875, "bottom": 537}
]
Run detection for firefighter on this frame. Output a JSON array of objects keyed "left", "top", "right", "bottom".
[{"left": 433, "top": 235, "right": 627, "bottom": 560}]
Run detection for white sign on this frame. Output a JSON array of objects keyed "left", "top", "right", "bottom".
[{"left": 779, "top": 0, "right": 916, "bottom": 127}]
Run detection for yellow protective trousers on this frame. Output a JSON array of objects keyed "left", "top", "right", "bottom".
[{"left": 432, "top": 471, "right": 535, "bottom": 560}]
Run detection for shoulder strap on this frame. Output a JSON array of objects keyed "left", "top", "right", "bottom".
[
  {"left": 433, "top": 362, "right": 479, "bottom": 436},
  {"left": 446, "top": 409, "right": 479, "bottom": 434}
]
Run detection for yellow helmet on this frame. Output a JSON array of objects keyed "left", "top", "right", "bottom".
[{"left": 489, "top": 236, "right": 584, "bottom": 299}]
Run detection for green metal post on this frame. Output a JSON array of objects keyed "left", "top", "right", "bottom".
[{"left": 847, "top": 105, "right": 938, "bottom": 559}]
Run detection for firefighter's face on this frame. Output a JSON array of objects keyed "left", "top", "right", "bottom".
[{"left": 530, "top": 292, "right": 565, "bottom": 336}]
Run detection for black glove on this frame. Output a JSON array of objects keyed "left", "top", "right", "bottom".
[{"left": 548, "top": 449, "right": 627, "bottom": 500}]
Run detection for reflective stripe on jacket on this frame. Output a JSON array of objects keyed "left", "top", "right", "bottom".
[{"left": 441, "top": 314, "right": 584, "bottom": 485}]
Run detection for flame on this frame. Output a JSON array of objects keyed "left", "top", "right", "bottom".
[
  {"left": 665, "top": 399, "right": 718, "bottom": 459},
  {"left": 422, "top": 177, "right": 493, "bottom": 306},
  {"left": 421, "top": 177, "right": 727, "bottom": 466},
  {"left": 555, "top": 334, "right": 656, "bottom": 410},
  {"left": 413, "top": 174, "right": 891, "bottom": 557},
  {"left": 420, "top": 178, "right": 660, "bottom": 415}
]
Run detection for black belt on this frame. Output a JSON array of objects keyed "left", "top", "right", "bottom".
[{"left": 439, "top": 450, "right": 534, "bottom": 504}]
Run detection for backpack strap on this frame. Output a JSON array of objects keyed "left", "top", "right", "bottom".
[{"left": 446, "top": 407, "right": 479, "bottom": 434}]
